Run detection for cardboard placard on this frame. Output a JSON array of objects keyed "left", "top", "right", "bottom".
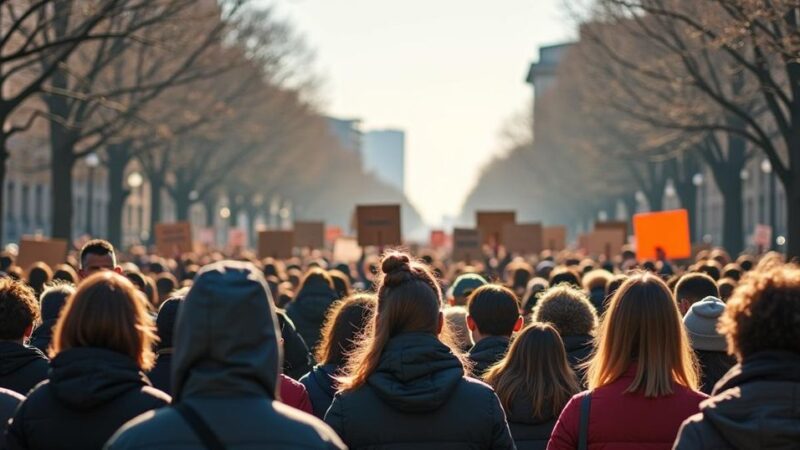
[
  {"left": 197, "top": 227, "right": 216, "bottom": 247},
  {"left": 228, "top": 228, "right": 247, "bottom": 248},
  {"left": 582, "top": 229, "right": 626, "bottom": 258},
  {"left": 430, "top": 230, "right": 447, "bottom": 249},
  {"left": 258, "top": 230, "right": 294, "bottom": 259},
  {"left": 502, "top": 223, "right": 543, "bottom": 255},
  {"left": 476, "top": 211, "right": 516, "bottom": 246},
  {"left": 595, "top": 220, "right": 628, "bottom": 236},
  {"left": 542, "top": 226, "right": 567, "bottom": 251},
  {"left": 333, "top": 237, "right": 361, "bottom": 263},
  {"left": 452, "top": 228, "right": 482, "bottom": 262},
  {"left": 633, "top": 209, "right": 691, "bottom": 260},
  {"left": 155, "top": 222, "right": 193, "bottom": 256},
  {"left": 356, "top": 205, "right": 402, "bottom": 246},
  {"left": 753, "top": 224, "right": 772, "bottom": 249},
  {"left": 326, "top": 226, "right": 343, "bottom": 244},
  {"left": 294, "top": 221, "right": 325, "bottom": 249},
  {"left": 17, "top": 237, "right": 69, "bottom": 271}
]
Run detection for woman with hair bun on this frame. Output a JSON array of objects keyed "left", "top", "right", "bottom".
[{"left": 325, "top": 251, "right": 514, "bottom": 449}]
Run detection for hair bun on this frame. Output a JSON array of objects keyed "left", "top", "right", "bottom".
[{"left": 381, "top": 253, "right": 411, "bottom": 276}]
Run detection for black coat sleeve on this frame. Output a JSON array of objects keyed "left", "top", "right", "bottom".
[{"left": 278, "top": 312, "right": 313, "bottom": 380}]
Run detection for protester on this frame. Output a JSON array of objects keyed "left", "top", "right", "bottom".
[
  {"left": 674, "top": 272, "right": 720, "bottom": 314},
  {"left": 547, "top": 272, "right": 706, "bottom": 449},
  {"left": 105, "top": 261, "right": 344, "bottom": 449},
  {"left": 154, "top": 273, "right": 177, "bottom": 306},
  {"left": 485, "top": 323, "right": 580, "bottom": 450},
  {"left": 521, "top": 277, "right": 548, "bottom": 316},
  {"left": 548, "top": 267, "right": 580, "bottom": 289},
  {"left": 285, "top": 267, "right": 339, "bottom": 352},
  {"left": 532, "top": 285, "right": 598, "bottom": 384},
  {"left": 328, "top": 269, "right": 352, "bottom": 299},
  {"left": 683, "top": 296, "right": 735, "bottom": 394},
  {"left": 277, "top": 310, "right": 313, "bottom": 380},
  {"left": 29, "top": 282, "right": 74, "bottom": 354},
  {"left": 79, "top": 239, "right": 121, "bottom": 279},
  {"left": 300, "top": 293, "right": 374, "bottom": 418},
  {"left": 324, "top": 252, "right": 515, "bottom": 449},
  {"left": 466, "top": 284, "right": 523, "bottom": 377},
  {"left": 716, "top": 277, "right": 736, "bottom": 302},
  {"left": 148, "top": 296, "right": 182, "bottom": 395},
  {"left": 6, "top": 272, "right": 169, "bottom": 449},
  {"left": 674, "top": 264, "right": 800, "bottom": 448},
  {"left": 25, "top": 263, "right": 52, "bottom": 298},
  {"left": 51, "top": 264, "right": 78, "bottom": 284},
  {"left": 443, "top": 305, "right": 472, "bottom": 352},
  {"left": 447, "top": 272, "right": 488, "bottom": 306},
  {"left": 582, "top": 269, "right": 611, "bottom": 314},
  {"left": 0, "top": 278, "right": 48, "bottom": 396}
]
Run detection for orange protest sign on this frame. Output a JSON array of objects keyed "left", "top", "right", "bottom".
[
  {"left": 155, "top": 222, "right": 193, "bottom": 257},
  {"left": 356, "top": 205, "right": 402, "bottom": 246},
  {"left": 452, "top": 228, "right": 482, "bottom": 262},
  {"left": 502, "top": 223, "right": 543, "bottom": 255},
  {"left": 17, "top": 237, "right": 69, "bottom": 271},
  {"left": 258, "top": 230, "right": 294, "bottom": 259},
  {"left": 476, "top": 211, "right": 516, "bottom": 246},
  {"left": 633, "top": 209, "right": 691, "bottom": 260},
  {"left": 294, "top": 221, "right": 325, "bottom": 249},
  {"left": 542, "top": 226, "right": 567, "bottom": 251}
]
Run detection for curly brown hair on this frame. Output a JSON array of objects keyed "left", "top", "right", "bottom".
[
  {"left": 0, "top": 277, "right": 39, "bottom": 340},
  {"left": 533, "top": 285, "right": 598, "bottom": 337},
  {"left": 719, "top": 264, "right": 800, "bottom": 360}
]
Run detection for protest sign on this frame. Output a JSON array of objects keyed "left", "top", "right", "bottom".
[
  {"left": 502, "top": 223, "right": 543, "bottom": 254},
  {"left": 17, "top": 237, "right": 69, "bottom": 271},
  {"left": 356, "top": 205, "right": 401, "bottom": 246},
  {"left": 452, "top": 228, "right": 482, "bottom": 262},
  {"left": 476, "top": 211, "right": 516, "bottom": 246},
  {"left": 294, "top": 221, "right": 325, "bottom": 249},
  {"left": 258, "top": 230, "right": 294, "bottom": 259},
  {"left": 633, "top": 209, "right": 691, "bottom": 260},
  {"left": 155, "top": 222, "right": 193, "bottom": 256}
]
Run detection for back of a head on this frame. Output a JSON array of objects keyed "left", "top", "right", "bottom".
[
  {"left": 156, "top": 296, "right": 183, "bottom": 350},
  {"left": 155, "top": 273, "right": 178, "bottom": 302},
  {"left": 315, "top": 293, "right": 376, "bottom": 366},
  {"left": 588, "top": 272, "right": 698, "bottom": 397},
  {"left": 0, "top": 252, "right": 14, "bottom": 272},
  {"left": 39, "top": 282, "right": 75, "bottom": 322},
  {"left": 51, "top": 272, "right": 155, "bottom": 370},
  {"left": 52, "top": 264, "right": 78, "bottom": 284},
  {"left": 27, "top": 263, "right": 53, "bottom": 296},
  {"left": 0, "top": 278, "right": 38, "bottom": 341},
  {"left": 484, "top": 323, "right": 579, "bottom": 419},
  {"left": 533, "top": 285, "right": 598, "bottom": 337},
  {"left": 172, "top": 260, "right": 280, "bottom": 401},
  {"left": 549, "top": 267, "right": 581, "bottom": 289},
  {"left": 297, "top": 267, "right": 334, "bottom": 295},
  {"left": 675, "top": 272, "right": 720, "bottom": 306},
  {"left": 467, "top": 284, "right": 520, "bottom": 337},
  {"left": 521, "top": 278, "right": 548, "bottom": 314},
  {"left": 450, "top": 273, "right": 487, "bottom": 306},
  {"left": 328, "top": 269, "right": 352, "bottom": 299},
  {"left": 719, "top": 264, "right": 800, "bottom": 360}
]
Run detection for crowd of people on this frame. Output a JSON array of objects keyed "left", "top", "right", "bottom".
[{"left": 0, "top": 238, "right": 798, "bottom": 449}]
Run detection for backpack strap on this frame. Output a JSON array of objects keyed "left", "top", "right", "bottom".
[
  {"left": 578, "top": 392, "right": 592, "bottom": 450},
  {"left": 174, "top": 402, "right": 226, "bottom": 450}
]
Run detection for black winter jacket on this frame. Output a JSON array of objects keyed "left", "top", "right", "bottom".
[
  {"left": 325, "top": 332, "right": 515, "bottom": 449},
  {"left": 0, "top": 342, "right": 48, "bottom": 396},
  {"left": 694, "top": 349, "right": 736, "bottom": 395},
  {"left": 105, "top": 261, "right": 345, "bottom": 450},
  {"left": 28, "top": 321, "right": 56, "bottom": 355},
  {"left": 5, "top": 347, "right": 169, "bottom": 450},
  {"left": 146, "top": 350, "right": 172, "bottom": 395},
  {"left": 674, "top": 351, "right": 800, "bottom": 449},
  {"left": 505, "top": 395, "right": 557, "bottom": 450},
  {"left": 285, "top": 280, "right": 338, "bottom": 353},
  {"left": 300, "top": 364, "right": 338, "bottom": 419},
  {"left": 562, "top": 335, "right": 593, "bottom": 386},
  {"left": 278, "top": 310, "right": 313, "bottom": 380},
  {"left": 0, "top": 388, "right": 24, "bottom": 450},
  {"left": 468, "top": 336, "right": 511, "bottom": 378}
]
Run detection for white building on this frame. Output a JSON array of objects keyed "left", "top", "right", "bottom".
[{"left": 362, "top": 129, "right": 405, "bottom": 194}]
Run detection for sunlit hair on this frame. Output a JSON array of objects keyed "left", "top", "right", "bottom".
[
  {"left": 484, "top": 323, "right": 579, "bottom": 419},
  {"left": 315, "top": 293, "right": 376, "bottom": 366},
  {"left": 51, "top": 272, "right": 158, "bottom": 370},
  {"left": 585, "top": 272, "right": 699, "bottom": 397},
  {"left": 340, "top": 251, "right": 466, "bottom": 391}
]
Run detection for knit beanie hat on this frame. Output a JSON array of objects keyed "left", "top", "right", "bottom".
[
  {"left": 449, "top": 273, "right": 488, "bottom": 299},
  {"left": 683, "top": 296, "right": 727, "bottom": 352}
]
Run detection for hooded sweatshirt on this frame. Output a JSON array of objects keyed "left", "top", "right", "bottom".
[
  {"left": 105, "top": 261, "right": 344, "bottom": 450},
  {"left": 285, "top": 278, "right": 338, "bottom": 353},
  {"left": 674, "top": 351, "right": 800, "bottom": 449},
  {"left": 325, "top": 332, "right": 515, "bottom": 449},
  {"left": 5, "top": 347, "right": 169, "bottom": 450},
  {"left": 0, "top": 341, "right": 49, "bottom": 396}
]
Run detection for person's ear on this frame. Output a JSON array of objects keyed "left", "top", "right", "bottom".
[
  {"left": 513, "top": 316, "right": 523, "bottom": 332},
  {"left": 466, "top": 315, "right": 477, "bottom": 331},
  {"left": 114, "top": 266, "right": 123, "bottom": 275},
  {"left": 23, "top": 324, "right": 33, "bottom": 339},
  {"left": 437, "top": 311, "right": 444, "bottom": 335}
]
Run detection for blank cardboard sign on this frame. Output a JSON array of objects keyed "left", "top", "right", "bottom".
[
  {"left": 333, "top": 237, "right": 361, "bottom": 263},
  {"left": 155, "top": 222, "right": 193, "bottom": 257},
  {"left": 583, "top": 229, "right": 627, "bottom": 258},
  {"left": 452, "top": 228, "right": 482, "bottom": 262},
  {"left": 633, "top": 209, "right": 691, "bottom": 260},
  {"left": 356, "top": 205, "right": 401, "bottom": 246},
  {"left": 542, "top": 226, "right": 567, "bottom": 251},
  {"left": 595, "top": 220, "right": 628, "bottom": 236},
  {"left": 17, "top": 237, "right": 69, "bottom": 271},
  {"left": 502, "top": 223, "right": 543, "bottom": 255},
  {"left": 294, "top": 221, "right": 325, "bottom": 249},
  {"left": 258, "top": 230, "right": 294, "bottom": 259},
  {"left": 476, "top": 211, "right": 516, "bottom": 246}
]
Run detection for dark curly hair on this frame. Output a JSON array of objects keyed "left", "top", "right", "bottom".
[
  {"left": 0, "top": 277, "right": 39, "bottom": 340},
  {"left": 719, "top": 264, "right": 800, "bottom": 360}
]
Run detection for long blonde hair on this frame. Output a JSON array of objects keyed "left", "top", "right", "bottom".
[
  {"left": 585, "top": 272, "right": 699, "bottom": 397},
  {"left": 485, "top": 323, "right": 579, "bottom": 419},
  {"left": 339, "top": 252, "right": 466, "bottom": 391}
]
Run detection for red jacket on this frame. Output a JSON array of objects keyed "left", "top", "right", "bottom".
[
  {"left": 547, "top": 366, "right": 707, "bottom": 450},
  {"left": 279, "top": 373, "right": 314, "bottom": 415}
]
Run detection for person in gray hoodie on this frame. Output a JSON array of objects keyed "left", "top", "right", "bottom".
[
  {"left": 674, "top": 264, "right": 800, "bottom": 449},
  {"left": 105, "top": 260, "right": 344, "bottom": 450}
]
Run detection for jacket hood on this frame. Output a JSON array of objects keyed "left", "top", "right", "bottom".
[
  {"left": 469, "top": 336, "right": 510, "bottom": 364},
  {"left": 0, "top": 341, "right": 48, "bottom": 375},
  {"left": 49, "top": 347, "right": 149, "bottom": 410},
  {"left": 172, "top": 261, "right": 281, "bottom": 401},
  {"left": 310, "top": 363, "right": 338, "bottom": 400},
  {"left": 700, "top": 351, "right": 800, "bottom": 448},
  {"left": 368, "top": 332, "right": 464, "bottom": 413},
  {"left": 290, "top": 284, "right": 337, "bottom": 322}
]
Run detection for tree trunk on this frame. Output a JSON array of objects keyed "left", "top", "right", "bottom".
[
  {"left": 719, "top": 178, "right": 744, "bottom": 255},
  {"left": 674, "top": 182, "right": 697, "bottom": 242},
  {"left": 148, "top": 177, "right": 163, "bottom": 244},
  {"left": 0, "top": 136, "right": 7, "bottom": 246},
  {"left": 202, "top": 195, "right": 216, "bottom": 227},
  {"left": 50, "top": 137, "right": 75, "bottom": 241},
  {"left": 175, "top": 195, "right": 191, "bottom": 222},
  {"left": 106, "top": 144, "right": 131, "bottom": 248},
  {"left": 787, "top": 178, "right": 800, "bottom": 261}
]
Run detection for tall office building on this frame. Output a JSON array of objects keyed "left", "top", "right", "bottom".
[
  {"left": 326, "top": 117, "right": 362, "bottom": 154},
  {"left": 362, "top": 129, "right": 405, "bottom": 194}
]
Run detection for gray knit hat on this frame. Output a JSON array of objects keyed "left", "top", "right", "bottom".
[{"left": 683, "top": 296, "right": 727, "bottom": 352}]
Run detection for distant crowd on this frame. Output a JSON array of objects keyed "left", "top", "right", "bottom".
[{"left": 0, "top": 239, "right": 798, "bottom": 449}]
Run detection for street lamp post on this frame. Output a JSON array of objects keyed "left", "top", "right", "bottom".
[
  {"left": 127, "top": 171, "right": 144, "bottom": 242},
  {"left": 761, "top": 159, "right": 777, "bottom": 250},
  {"left": 692, "top": 173, "right": 704, "bottom": 243},
  {"left": 85, "top": 153, "right": 100, "bottom": 236}
]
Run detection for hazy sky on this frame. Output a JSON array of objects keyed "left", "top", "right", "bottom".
[{"left": 261, "top": 0, "right": 574, "bottom": 225}]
